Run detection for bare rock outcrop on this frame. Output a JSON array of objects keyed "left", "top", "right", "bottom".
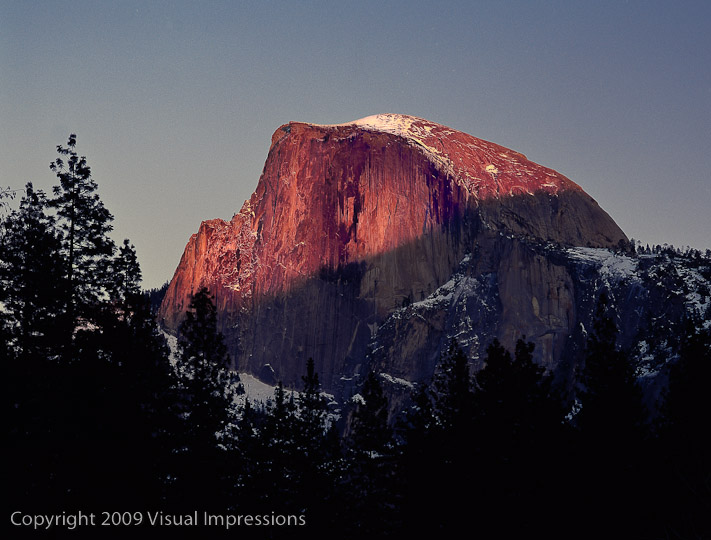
[{"left": 159, "top": 114, "right": 627, "bottom": 394}]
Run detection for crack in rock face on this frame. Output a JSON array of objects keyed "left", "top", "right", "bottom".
[{"left": 159, "top": 114, "right": 627, "bottom": 395}]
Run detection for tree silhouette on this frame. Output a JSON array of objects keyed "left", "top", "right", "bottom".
[
  {"left": 49, "top": 134, "right": 115, "bottom": 353},
  {"left": 654, "top": 318, "right": 711, "bottom": 539},
  {"left": 0, "top": 183, "right": 65, "bottom": 363},
  {"left": 4, "top": 172, "right": 178, "bottom": 510},
  {"left": 4, "top": 184, "right": 68, "bottom": 508},
  {"left": 577, "top": 292, "right": 645, "bottom": 440},
  {"left": 574, "top": 291, "right": 647, "bottom": 538},
  {"left": 474, "top": 338, "right": 559, "bottom": 452},
  {"left": 431, "top": 338, "right": 473, "bottom": 435},
  {"left": 295, "top": 358, "right": 329, "bottom": 457},
  {"left": 348, "top": 371, "right": 391, "bottom": 455},
  {"left": 397, "top": 340, "right": 478, "bottom": 535},
  {"left": 343, "top": 371, "right": 398, "bottom": 536},
  {"left": 239, "top": 380, "right": 300, "bottom": 517},
  {"left": 171, "top": 287, "right": 239, "bottom": 510},
  {"left": 292, "top": 358, "right": 342, "bottom": 534},
  {"left": 469, "top": 338, "right": 561, "bottom": 534},
  {"left": 110, "top": 238, "right": 142, "bottom": 300},
  {"left": 175, "top": 287, "right": 238, "bottom": 451}
]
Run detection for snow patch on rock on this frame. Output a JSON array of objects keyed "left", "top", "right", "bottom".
[
  {"left": 380, "top": 373, "right": 414, "bottom": 389},
  {"left": 566, "top": 247, "right": 639, "bottom": 285},
  {"left": 306, "top": 113, "right": 576, "bottom": 200}
]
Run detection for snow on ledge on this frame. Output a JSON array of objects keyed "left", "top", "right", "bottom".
[{"left": 310, "top": 113, "right": 427, "bottom": 137}]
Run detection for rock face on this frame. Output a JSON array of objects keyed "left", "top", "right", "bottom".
[{"left": 159, "top": 114, "right": 627, "bottom": 395}]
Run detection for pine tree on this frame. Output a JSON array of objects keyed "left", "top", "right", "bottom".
[
  {"left": 574, "top": 292, "right": 647, "bottom": 537},
  {"left": 49, "top": 134, "right": 115, "bottom": 331},
  {"left": 471, "top": 337, "right": 514, "bottom": 460},
  {"left": 0, "top": 185, "right": 16, "bottom": 217},
  {"left": 654, "top": 318, "right": 711, "bottom": 539},
  {"left": 269, "top": 381, "right": 297, "bottom": 445},
  {"left": 348, "top": 371, "right": 391, "bottom": 455},
  {"left": 4, "top": 184, "right": 67, "bottom": 501},
  {"left": 398, "top": 381, "right": 436, "bottom": 446},
  {"left": 397, "top": 340, "right": 477, "bottom": 536},
  {"left": 343, "top": 371, "right": 398, "bottom": 536},
  {"left": 110, "top": 238, "right": 142, "bottom": 301},
  {"left": 295, "top": 358, "right": 327, "bottom": 453},
  {"left": 0, "top": 183, "right": 65, "bottom": 362},
  {"left": 468, "top": 337, "right": 566, "bottom": 536},
  {"left": 5, "top": 140, "right": 181, "bottom": 511},
  {"left": 577, "top": 292, "right": 645, "bottom": 440},
  {"left": 175, "top": 287, "right": 237, "bottom": 450},
  {"left": 431, "top": 338, "right": 473, "bottom": 434},
  {"left": 245, "top": 381, "right": 300, "bottom": 513},
  {"left": 147, "top": 280, "right": 170, "bottom": 313},
  {"left": 172, "top": 287, "right": 240, "bottom": 510},
  {"left": 265, "top": 380, "right": 298, "bottom": 474},
  {"left": 235, "top": 396, "right": 264, "bottom": 500},
  {"left": 291, "top": 358, "right": 342, "bottom": 533},
  {"left": 76, "top": 289, "right": 176, "bottom": 507}
]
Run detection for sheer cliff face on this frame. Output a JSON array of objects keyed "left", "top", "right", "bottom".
[{"left": 159, "top": 114, "right": 627, "bottom": 392}]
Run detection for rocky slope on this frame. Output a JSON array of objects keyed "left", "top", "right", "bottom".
[{"left": 159, "top": 114, "right": 627, "bottom": 395}]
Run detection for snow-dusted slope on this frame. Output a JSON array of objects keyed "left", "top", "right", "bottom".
[{"left": 307, "top": 113, "right": 582, "bottom": 200}]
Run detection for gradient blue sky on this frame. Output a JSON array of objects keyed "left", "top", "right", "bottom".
[{"left": 2, "top": 0, "right": 709, "bottom": 289}]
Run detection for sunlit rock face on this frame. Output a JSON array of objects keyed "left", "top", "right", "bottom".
[{"left": 159, "top": 114, "right": 627, "bottom": 394}]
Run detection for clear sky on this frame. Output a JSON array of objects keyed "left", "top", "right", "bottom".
[{"left": 2, "top": 0, "right": 709, "bottom": 289}]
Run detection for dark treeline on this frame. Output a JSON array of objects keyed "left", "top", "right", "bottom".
[
  {"left": 3, "top": 136, "right": 710, "bottom": 539},
  {"left": 146, "top": 280, "right": 170, "bottom": 313}
]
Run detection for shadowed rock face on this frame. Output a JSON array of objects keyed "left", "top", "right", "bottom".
[{"left": 159, "top": 114, "right": 627, "bottom": 394}]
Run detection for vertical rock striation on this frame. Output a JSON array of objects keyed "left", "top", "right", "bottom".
[{"left": 159, "top": 114, "right": 627, "bottom": 394}]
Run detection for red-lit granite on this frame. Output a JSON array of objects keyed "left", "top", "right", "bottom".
[{"left": 158, "top": 114, "right": 626, "bottom": 391}]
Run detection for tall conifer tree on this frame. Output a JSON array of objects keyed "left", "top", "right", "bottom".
[
  {"left": 110, "top": 238, "right": 142, "bottom": 300},
  {"left": 349, "top": 371, "right": 391, "bottom": 455},
  {"left": 577, "top": 292, "right": 645, "bottom": 439},
  {"left": 574, "top": 292, "right": 647, "bottom": 537},
  {"left": 431, "top": 338, "right": 473, "bottom": 434},
  {"left": 49, "top": 134, "right": 115, "bottom": 329},
  {"left": 0, "top": 183, "right": 65, "bottom": 362},
  {"left": 344, "top": 371, "right": 397, "bottom": 536},
  {"left": 296, "top": 358, "right": 329, "bottom": 457},
  {"left": 175, "top": 287, "right": 237, "bottom": 450},
  {"left": 171, "top": 287, "right": 240, "bottom": 510}
]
